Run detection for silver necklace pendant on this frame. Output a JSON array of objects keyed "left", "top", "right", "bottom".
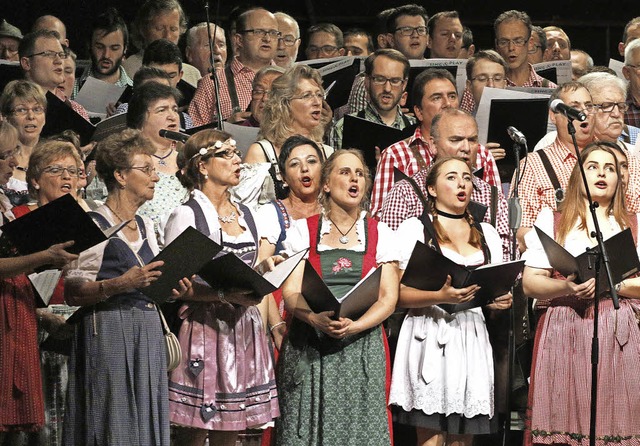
[
  {"left": 158, "top": 159, "right": 167, "bottom": 166},
  {"left": 218, "top": 211, "right": 237, "bottom": 224},
  {"left": 339, "top": 235, "right": 349, "bottom": 244}
]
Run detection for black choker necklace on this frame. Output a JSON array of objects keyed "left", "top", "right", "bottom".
[{"left": 436, "top": 209, "right": 465, "bottom": 219}]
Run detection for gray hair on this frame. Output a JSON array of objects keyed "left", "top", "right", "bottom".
[
  {"left": 187, "top": 22, "right": 224, "bottom": 49},
  {"left": 252, "top": 65, "right": 285, "bottom": 88},
  {"left": 274, "top": 12, "right": 299, "bottom": 38},
  {"left": 625, "top": 38, "right": 640, "bottom": 65},
  {"left": 579, "top": 72, "right": 627, "bottom": 99}
]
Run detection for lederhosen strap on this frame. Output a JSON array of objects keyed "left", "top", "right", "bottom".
[
  {"left": 490, "top": 185, "right": 498, "bottom": 227},
  {"left": 224, "top": 65, "right": 241, "bottom": 114},
  {"left": 537, "top": 150, "right": 564, "bottom": 207}
]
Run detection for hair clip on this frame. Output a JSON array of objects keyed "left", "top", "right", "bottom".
[{"left": 191, "top": 138, "right": 238, "bottom": 160}]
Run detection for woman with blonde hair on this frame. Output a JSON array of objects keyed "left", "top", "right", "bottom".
[
  {"left": 522, "top": 142, "right": 640, "bottom": 445},
  {"left": 238, "top": 64, "right": 333, "bottom": 209}
]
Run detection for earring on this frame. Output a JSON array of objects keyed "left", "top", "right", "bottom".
[
  {"left": 34, "top": 184, "right": 40, "bottom": 190},
  {"left": 203, "top": 174, "right": 208, "bottom": 180}
]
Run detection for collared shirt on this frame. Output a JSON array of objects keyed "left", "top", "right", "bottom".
[
  {"left": 370, "top": 126, "right": 502, "bottom": 218},
  {"left": 71, "top": 65, "right": 133, "bottom": 100},
  {"left": 332, "top": 102, "right": 416, "bottom": 148},
  {"left": 506, "top": 64, "right": 557, "bottom": 88},
  {"left": 510, "top": 138, "right": 577, "bottom": 229},
  {"left": 621, "top": 124, "right": 640, "bottom": 146},
  {"left": 379, "top": 168, "right": 511, "bottom": 261},
  {"left": 189, "top": 57, "right": 255, "bottom": 126},
  {"left": 625, "top": 93, "right": 640, "bottom": 128},
  {"left": 54, "top": 88, "right": 90, "bottom": 121},
  {"left": 347, "top": 73, "right": 367, "bottom": 116},
  {"left": 370, "top": 126, "right": 435, "bottom": 219}
]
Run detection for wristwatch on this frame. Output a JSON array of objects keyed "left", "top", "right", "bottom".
[{"left": 615, "top": 282, "right": 624, "bottom": 293}]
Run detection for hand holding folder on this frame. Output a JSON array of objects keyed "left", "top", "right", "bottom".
[{"left": 401, "top": 241, "right": 524, "bottom": 313}]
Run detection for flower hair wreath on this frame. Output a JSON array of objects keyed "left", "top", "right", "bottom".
[{"left": 190, "top": 138, "right": 237, "bottom": 160}]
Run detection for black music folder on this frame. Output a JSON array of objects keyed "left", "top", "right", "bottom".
[
  {"left": 0, "top": 194, "right": 126, "bottom": 256},
  {"left": 140, "top": 227, "right": 222, "bottom": 303},
  {"left": 318, "top": 57, "right": 363, "bottom": 110},
  {"left": 342, "top": 114, "right": 414, "bottom": 174},
  {"left": 301, "top": 262, "right": 382, "bottom": 319},
  {"left": 486, "top": 97, "right": 549, "bottom": 182},
  {"left": 401, "top": 240, "right": 524, "bottom": 313},
  {"left": 198, "top": 248, "right": 308, "bottom": 301},
  {"left": 0, "top": 61, "right": 22, "bottom": 93},
  {"left": 534, "top": 226, "right": 640, "bottom": 284},
  {"left": 41, "top": 91, "right": 96, "bottom": 145}
]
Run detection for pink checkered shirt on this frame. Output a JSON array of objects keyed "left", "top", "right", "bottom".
[
  {"left": 189, "top": 58, "right": 255, "bottom": 126},
  {"left": 54, "top": 88, "right": 90, "bottom": 121},
  {"left": 379, "top": 168, "right": 512, "bottom": 261},
  {"left": 506, "top": 64, "right": 558, "bottom": 88}
]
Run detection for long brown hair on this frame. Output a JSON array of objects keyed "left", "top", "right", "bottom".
[
  {"left": 425, "top": 157, "right": 482, "bottom": 249},
  {"left": 556, "top": 143, "right": 629, "bottom": 245}
]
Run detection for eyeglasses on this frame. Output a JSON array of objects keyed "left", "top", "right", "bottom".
[
  {"left": 528, "top": 44, "right": 542, "bottom": 54},
  {"left": 252, "top": 89, "right": 270, "bottom": 98},
  {"left": 594, "top": 102, "right": 629, "bottom": 113},
  {"left": 239, "top": 29, "right": 281, "bottom": 39},
  {"left": 471, "top": 74, "right": 506, "bottom": 84},
  {"left": 42, "top": 165, "right": 81, "bottom": 177},
  {"left": 394, "top": 26, "right": 428, "bottom": 37},
  {"left": 11, "top": 106, "right": 45, "bottom": 116},
  {"left": 307, "top": 45, "right": 339, "bottom": 56},
  {"left": 0, "top": 44, "right": 18, "bottom": 57},
  {"left": 278, "top": 35, "right": 299, "bottom": 46},
  {"left": 496, "top": 37, "right": 528, "bottom": 48},
  {"left": 26, "top": 50, "right": 68, "bottom": 60},
  {"left": 291, "top": 91, "right": 324, "bottom": 102},
  {"left": 626, "top": 64, "right": 640, "bottom": 74},
  {"left": 369, "top": 75, "right": 406, "bottom": 87},
  {"left": 213, "top": 149, "right": 242, "bottom": 160},
  {"left": 128, "top": 165, "right": 157, "bottom": 177},
  {"left": 0, "top": 147, "right": 19, "bottom": 161}
]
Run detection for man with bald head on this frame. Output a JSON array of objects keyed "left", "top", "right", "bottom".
[
  {"left": 274, "top": 12, "right": 300, "bottom": 68},
  {"left": 32, "top": 15, "right": 68, "bottom": 47},
  {"left": 186, "top": 22, "right": 227, "bottom": 76},
  {"left": 189, "top": 8, "right": 278, "bottom": 125},
  {"left": 379, "top": 107, "right": 510, "bottom": 259}
]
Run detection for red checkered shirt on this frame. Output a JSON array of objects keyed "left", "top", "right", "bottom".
[
  {"left": 459, "top": 87, "right": 476, "bottom": 114},
  {"left": 506, "top": 64, "right": 558, "bottom": 88},
  {"left": 189, "top": 57, "right": 255, "bottom": 126},
  {"left": 379, "top": 168, "right": 512, "bottom": 261},
  {"left": 624, "top": 93, "right": 640, "bottom": 128},
  {"left": 370, "top": 126, "right": 435, "bottom": 218},
  {"left": 54, "top": 88, "right": 90, "bottom": 121},
  {"left": 509, "top": 138, "right": 576, "bottom": 229},
  {"left": 370, "top": 126, "right": 502, "bottom": 218}
]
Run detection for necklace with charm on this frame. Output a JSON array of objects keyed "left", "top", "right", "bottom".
[
  {"left": 329, "top": 216, "right": 358, "bottom": 244},
  {"left": 153, "top": 148, "right": 173, "bottom": 166}
]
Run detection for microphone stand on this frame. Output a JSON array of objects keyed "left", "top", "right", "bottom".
[
  {"left": 503, "top": 137, "right": 524, "bottom": 446},
  {"left": 565, "top": 118, "right": 620, "bottom": 446},
  {"left": 204, "top": 0, "right": 223, "bottom": 131}
]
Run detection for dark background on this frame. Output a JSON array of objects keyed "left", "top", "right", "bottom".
[{"left": 3, "top": 0, "right": 640, "bottom": 65}]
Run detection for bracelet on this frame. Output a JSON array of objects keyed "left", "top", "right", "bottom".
[
  {"left": 270, "top": 321, "right": 286, "bottom": 332},
  {"left": 99, "top": 281, "right": 109, "bottom": 301},
  {"left": 218, "top": 288, "right": 229, "bottom": 304}
]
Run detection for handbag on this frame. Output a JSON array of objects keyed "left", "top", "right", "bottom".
[{"left": 157, "top": 305, "right": 182, "bottom": 372}]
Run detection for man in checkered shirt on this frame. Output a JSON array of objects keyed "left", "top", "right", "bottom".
[
  {"left": 189, "top": 8, "right": 278, "bottom": 126},
  {"left": 510, "top": 82, "right": 596, "bottom": 252},
  {"left": 370, "top": 68, "right": 501, "bottom": 219},
  {"left": 379, "top": 108, "right": 511, "bottom": 261}
]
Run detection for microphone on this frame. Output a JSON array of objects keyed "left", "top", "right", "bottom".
[
  {"left": 159, "top": 129, "right": 190, "bottom": 143},
  {"left": 507, "top": 126, "right": 526, "bottom": 145},
  {"left": 549, "top": 99, "right": 587, "bottom": 122}
]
